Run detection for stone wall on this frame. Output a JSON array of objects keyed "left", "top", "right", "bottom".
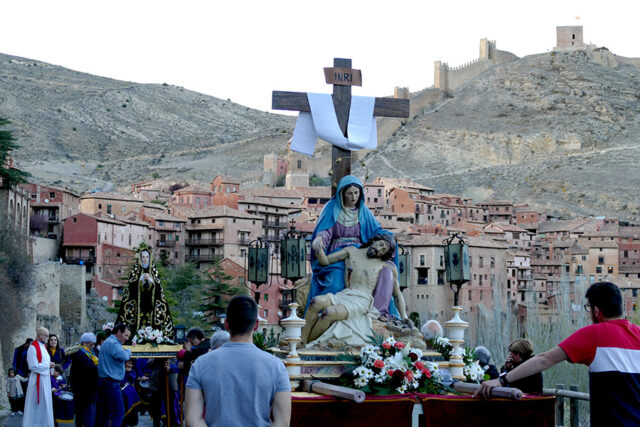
[
  {"left": 434, "top": 39, "right": 518, "bottom": 92},
  {"left": 59, "top": 264, "right": 87, "bottom": 335},
  {"left": 30, "top": 235, "right": 59, "bottom": 263}
]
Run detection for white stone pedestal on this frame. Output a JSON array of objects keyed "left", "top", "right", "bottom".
[{"left": 445, "top": 306, "right": 469, "bottom": 380}]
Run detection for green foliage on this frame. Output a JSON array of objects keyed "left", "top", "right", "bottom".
[
  {"left": 152, "top": 171, "right": 160, "bottom": 179},
  {"left": 309, "top": 174, "right": 330, "bottom": 187},
  {"left": 200, "top": 260, "right": 244, "bottom": 327},
  {"left": 408, "top": 312, "right": 421, "bottom": 328},
  {"left": 161, "top": 262, "right": 208, "bottom": 330},
  {"left": 253, "top": 328, "right": 281, "bottom": 350},
  {"left": 0, "top": 117, "right": 31, "bottom": 187}
]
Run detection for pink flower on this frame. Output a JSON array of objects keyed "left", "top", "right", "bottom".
[
  {"left": 423, "top": 369, "right": 432, "bottom": 379},
  {"left": 387, "top": 369, "right": 395, "bottom": 377},
  {"left": 374, "top": 359, "right": 385, "bottom": 369},
  {"left": 414, "top": 361, "right": 425, "bottom": 371},
  {"left": 394, "top": 342, "right": 405, "bottom": 349},
  {"left": 382, "top": 342, "right": 391, "bottom": 349},
  {"left": 404, "top": 370, "right": 414, "bottom": 381}
]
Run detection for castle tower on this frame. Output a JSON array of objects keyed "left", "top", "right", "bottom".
[
  {"left": 556, "top": 26, "right": 584, "bottom": 50},
  {"left": 285, "top": 150, "right": 309, "bottom": 189},
  {"left": 434, "top": 61, "right": 449, "bottom": 91}
]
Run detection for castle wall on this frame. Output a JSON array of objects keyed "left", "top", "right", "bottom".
[
  {"left": 434, "top": 39, "right": 517, "bottom": 92},
  {"left": 59, "top": 264, "right": 87, "bottom": 333}
]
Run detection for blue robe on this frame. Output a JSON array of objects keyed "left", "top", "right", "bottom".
[{"left": 307, "top": 175, "right": 399, "bottom": 317}]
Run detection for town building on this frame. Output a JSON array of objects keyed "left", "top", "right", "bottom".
[{"left": 21, "top": 183, "right": 80, "bottom": 239}]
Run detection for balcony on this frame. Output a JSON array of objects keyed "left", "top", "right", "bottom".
[
  {"left": 156, "top": 240, "right": 176, "bottom": 247},
  {"left": 65, "top": 256, "right": 96, "bottom": 265},
  {"left": 262, "top": 235, "right": 280, "bottom": 243},
  {"left": 239, "top": 237, "right": 251, "bottom": 245},
  {"left": 47, "top": 216, "right": 60, "bottom": 224},
  {"left": 186, "top": 238, "right": 223, "bottom": 246},
  {"left": 263, "top": 221, "right": 288, "bottom": 228},
  {"left": 185, "top": 254, "right": 223, "bottom": 263}
]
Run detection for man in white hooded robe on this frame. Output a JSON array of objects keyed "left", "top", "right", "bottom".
[{"left": 22, "top": 327, "right": 54, "bottom": 427}]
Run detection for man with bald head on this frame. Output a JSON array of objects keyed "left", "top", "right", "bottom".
[{"left": 23, "top": 327, "right": 54, "bottom": 426}]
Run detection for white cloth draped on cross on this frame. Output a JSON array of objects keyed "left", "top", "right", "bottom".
[{"left": 290, "top": 93, "right": 377, "bottom": 156}]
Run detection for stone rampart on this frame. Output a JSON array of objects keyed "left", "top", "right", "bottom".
[{"left": 434, "top": 38, "right": 518, "bottom": 92}]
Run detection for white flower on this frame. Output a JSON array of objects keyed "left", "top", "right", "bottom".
[
  {"left": 354, "top": 376, "right": 369, "bottom": 388},
  {"left": 360, "top": 345, "right": 377, "bottom": 358},
  {"left": 396, "top": 384, "right": 407, "bottom": 394},
  {"left": 156, "top": 337, "right": 162, "bottom": 344},
  {"left": 362, "top": 368, "right": 375, "bottom": 380},
  {"left": 374, "top": 373, "right": 386, "bottom": 383},
  {"left": 464, "top": 361, "right": 485, "bottom": 382},
  {"left": 413, "top": 370, "right": 422, "bottom": 380},
  {"left": 384, "top": 336, "right": 396, "bottom": 345},
  {"left": 353, "top": 366, "right": 368, "bottom": 378}
]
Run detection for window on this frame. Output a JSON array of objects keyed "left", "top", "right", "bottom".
[
  {"left": 598, "top": 256, "right": 604, "bottom": 265},
  {"left": 175, "top": 252, "right": 178, "bottom": 259},
  {"left": 31, "top": 194, "right": 36, "bottom": 199},
  {"left": 608, "top": 266, "right": 614, "bottom": 274},
  {"left": 50, "top": 192, "right": 55, "bottom": 199},
  {"left": 297, "top": 160, "right": 302, "bottom": 169},
  {"left": 582, "top": 255, "right": 587, "bottom": 261},
  {"left": 507, "top": 280, "right": 511, "bottom": 289},
  {"left": 122, "top": 206, "right": 126, "bottom": 212},
  {"left": 98, "top": 204, "right": 102, "bottom": 209},
  {"left": 264, "top": 294, "right": 268, "bottom": 302},
  {"left": 264, "top": 310, "right": 268, "bottom": 317},
  {"left": 479, "top": 257, "right": 484, "bottom": 268},
  {"left": 377, "top": 189, "right": 382, "bottom": 197},
  {"left": 107, "top": 205, "right": 112, "bottom": 214},
  {"left": 420, "top": 255, "right": 425, "bottom": 266},
  {"left": 596, "top": 266, "right": 602, "bottom": 273},
  {"left": 468, "top": 289, "right": 472, "bottom": 300},
  {"left": 490, "top": 257, "right": 495, "bottom": 268},
  {"left": 158, "top": 220, "right": 164, "bottom": 226},
  {"left": 439, "top": 255, "right": 443, "bottom": 267}
]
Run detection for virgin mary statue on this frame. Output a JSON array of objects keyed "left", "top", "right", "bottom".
[
  {"left": 116, "top": 248, "right": 175, "bottom": 340},
  {"left": 306, "top": 175, "right": 399, "bottom": 318}
]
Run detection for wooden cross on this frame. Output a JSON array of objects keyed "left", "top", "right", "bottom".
[{"left": 272, "top": 58, "right": 410, "bottom": 196}]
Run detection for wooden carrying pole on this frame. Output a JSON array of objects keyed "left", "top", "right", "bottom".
[
  {"left": 303, "top": 380, "right": 366, "bottom": 403},
  {"left": 453, "top": 382, "right": 523, "bottom": 400}
]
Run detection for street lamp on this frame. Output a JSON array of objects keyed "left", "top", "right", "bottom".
[
  {"left": 175, "top": 324, "right": 187, "bottom": 344},
  {"left": 443, "top": 233, "right": 470, "bottom": 306}
]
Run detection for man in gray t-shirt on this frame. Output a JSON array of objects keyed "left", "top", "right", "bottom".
[{"left": 185, "top": 295, "right": 291, "bottom": 427}]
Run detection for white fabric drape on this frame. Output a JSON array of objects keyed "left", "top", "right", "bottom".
[{"left": 291, "top": 93, "right": 377, "bottom": 156}]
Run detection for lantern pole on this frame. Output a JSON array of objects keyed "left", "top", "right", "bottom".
[{"left": 442, "top": 232, "right": 471, "bottom": 380}]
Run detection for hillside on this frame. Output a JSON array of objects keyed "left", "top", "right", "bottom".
[
  {"left": 365, "top": 47, "right": 640, "bottom": 220},
  {"left": 0, "top": 53, "right": 295, "bottom": 191}
]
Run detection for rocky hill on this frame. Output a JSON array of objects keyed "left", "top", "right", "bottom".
[
  {"left": 2, "top": 47, "right": 640, "bottom": 221},
  {"left": 365, "top": 47, "right": 640, "bottom": 221},
  {"left": 0, "top": 52, "right": 295, "bottom": 191}
]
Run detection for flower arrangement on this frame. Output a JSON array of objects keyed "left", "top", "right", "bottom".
[
  {"left": 425, "top": 336, "right": 453, "bottom": 360},
  {"left": 102, "top": 322, "right": 114, "bottom": 332},
  {"left": 340, "top": 334, "right": 451, "bottom": 395},
  {"left": 463, "top": 361, "right": 486, "bottom": 383},
  {"left": 131, "top": 327, "right": 174, "bottom": 347}
]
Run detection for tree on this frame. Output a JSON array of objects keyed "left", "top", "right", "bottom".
[
  {"left": 201, "top": 259, "right": 245, "bottom": 327},
  {"left": 162, "top": 262, "right": 208, "bottom": 329},
  {"left": 0, "top": 117, "right": 30, "bottom": 188}
]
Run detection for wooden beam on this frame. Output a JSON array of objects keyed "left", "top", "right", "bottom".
[{"left": 272, "top": 91, "right": 410, "bottom": 118}]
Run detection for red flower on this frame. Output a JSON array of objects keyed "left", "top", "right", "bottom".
[
  {"left": 382, "top": 342, "right": 391, "bottom": 349},
  {"left": 387, "top": 369, "right": 395, "bottom": 377},
  {"left": 414, "top": 361, "right": 425, "bottom": 370},
  {"left": 404, "top": 370, "right": 414, "bottom": 381},
  {"left": 374, "top": 359, "right": 385, "bottom": 369},
  {"left": 394, "top": 342, "right": 405, "bottom": 349},
  {"left": 409, "top": 353, "right": 418, "bottom": 362},
  {"left": 423, "top": 369, "right": 432, "bottom": 379}
]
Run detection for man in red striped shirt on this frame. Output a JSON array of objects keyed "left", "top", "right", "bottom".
[{"left": 474, "top": 281, "right": 640, "bottom": 426}]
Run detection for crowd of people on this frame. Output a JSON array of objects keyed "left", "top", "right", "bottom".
[{"left": 7, "top": 280, "right": 640, "bottom": 426}]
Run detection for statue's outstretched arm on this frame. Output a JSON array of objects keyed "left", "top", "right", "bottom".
[{"left": 317, "top": 247, "right": 350, "bottom": 266}]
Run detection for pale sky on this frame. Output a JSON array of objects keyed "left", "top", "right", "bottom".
[{"left": 2, "top": 0, "right": 638, "bottom": 113}]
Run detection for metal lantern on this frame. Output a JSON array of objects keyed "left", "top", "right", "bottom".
[
  {"left": 174, "top": 324, "right": 187, "bottom": 344},
  {"left": 280, "top": 227, "right": 307, "bottom": 281},
  {"left": 398, "top": 245, "right": 410, "bottom": 290},
  {"left": 248, "top": 239, "right": 270, "bottom": 285},
  {"left": 443, "top": 233, "right": 470, "bottom": 306}
]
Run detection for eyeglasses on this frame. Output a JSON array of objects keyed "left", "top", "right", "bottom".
[{"left": 583, "top": 303, "right": 591, "bottom": 311}]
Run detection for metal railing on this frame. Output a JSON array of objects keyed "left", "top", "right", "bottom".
[
  {"left": 543, "top": 384, "right": 589, "bottom": 427},
  {"left": 156, "top": 240, "right": 176, "bottom": 247},
  {"left": 185, "top": 254, "right": 223, "bottom": 263},
  {"left": 185, "top": 238, "right": 223, "bottom": 246},
  {"left": 65, "top": 256, "right": 96, "bottom": 265}
]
